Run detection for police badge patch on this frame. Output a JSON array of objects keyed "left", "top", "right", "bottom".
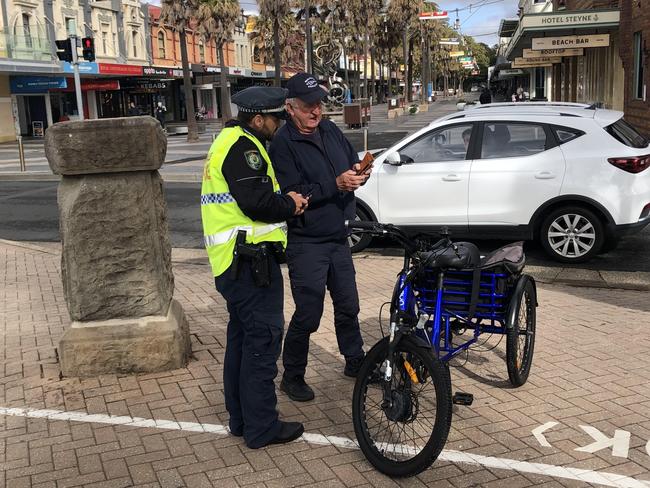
[{"left": 244, "top": 150, "right": 263, "bottom": 170}]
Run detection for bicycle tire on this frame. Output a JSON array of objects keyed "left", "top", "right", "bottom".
[
  {"left": 506, "top": 279, "right": 536, "bottom": 387},
  {"left": 352, "top": 337, "right": 452, "bottom": 477}
]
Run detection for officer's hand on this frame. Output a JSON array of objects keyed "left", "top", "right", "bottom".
[
  {"left": 336, "top": 169, "right": 366, "bottom": 191},
  {"left": 287, "top": 191, "right": 308, "bottom": 215}
]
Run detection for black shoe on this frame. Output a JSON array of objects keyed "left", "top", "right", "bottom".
[
  {"left": 280, "top": 375, "right": 315, "bottom": 402},
  {"left": 344, "top": 354, "right": 365, "bottom": 378},
  {"left": 267, "top": 421, "right": 304, "bottom": 446}
]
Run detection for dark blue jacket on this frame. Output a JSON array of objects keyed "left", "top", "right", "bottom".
[{"left": 269, "top": 119, "right": 358, "bottom": 243}]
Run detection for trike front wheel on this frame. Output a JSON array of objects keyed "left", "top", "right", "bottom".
[
  {"left": 352, "top": 337, "right": 452, "bottom": 477},
  {"left": 506, "top": 279, "right": 536, "bottom": 387}
]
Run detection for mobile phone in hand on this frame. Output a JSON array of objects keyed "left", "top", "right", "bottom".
[{"left": 356, "top": 152, "right": 374, "bottom": 175}]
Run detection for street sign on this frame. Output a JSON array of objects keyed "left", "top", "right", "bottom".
[
  {"left": 439, "top": 38, "right": 460, "bottom": 45},
  {"left": 449, "top": 51, "right": 465, "bottom": 57},
  {"left": 523, "top": 48, "right": 583, "bottom": 58},
  {"left": 532, "top": 34, "right": 610, "bottom": 50},
  {"left": 419, "top": 10, "right": 448, "bottom": 20},
  {"left": 512, "top": 56, "right": 561, "bottom": 68}
]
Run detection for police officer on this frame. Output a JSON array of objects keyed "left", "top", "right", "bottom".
[{"left": 201, "top": 86, "right": 308, "bottom": 449}]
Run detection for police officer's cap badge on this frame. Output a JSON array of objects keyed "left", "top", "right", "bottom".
[{"left": 244, "top": 150, "right": 263, "bottom": 170}]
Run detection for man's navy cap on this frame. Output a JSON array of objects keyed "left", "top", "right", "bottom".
[
  {"left": 286, "top": 72, "right": 328, "bottom": 104},
  {"left": 232, "top": 86, "right": 288, "bottom": 118}
]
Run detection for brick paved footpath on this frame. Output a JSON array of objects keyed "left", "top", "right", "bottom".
[{"left": 1, "top": 240, "right": 650, "bottom": 488}]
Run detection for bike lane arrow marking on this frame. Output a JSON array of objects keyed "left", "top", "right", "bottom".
[
  {"left": 532, "top": 421, "right": 558, "bottom": 447},
  {"left": 575, "top": 425, "right": 630, "bottom": 458}
]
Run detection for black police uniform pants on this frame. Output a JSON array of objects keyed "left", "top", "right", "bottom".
[
  {"left": 215, "top": 259, "right": 283, "bottom": 449},
  {"left": 282, "top": 240, "right": 364, "bottom": 379}
]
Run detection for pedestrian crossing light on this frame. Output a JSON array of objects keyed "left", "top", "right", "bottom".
[
  {"left": 82, "top": 37, "right": 95, "bottom": 62},
  {"left": 55, "top": 39, "right": 73, "bottom": 62}
]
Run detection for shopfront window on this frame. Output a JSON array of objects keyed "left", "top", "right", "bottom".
[
  {"left": 633, "top": 32, "right": 644, "bottom": 100},
  {"left": 158, "top": 31, "right": 166, "bottom": 58}
]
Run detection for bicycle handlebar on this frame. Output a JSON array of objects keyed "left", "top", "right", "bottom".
[{"left": 345, "top": 220, "right": 452, "bottom": 257}]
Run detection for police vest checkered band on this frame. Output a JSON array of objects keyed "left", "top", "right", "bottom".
[{"left": 201, "top": 192, "right": 235, "bottom": 205}]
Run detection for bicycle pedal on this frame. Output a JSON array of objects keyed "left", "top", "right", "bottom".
[{"left": 452, "top": 392, "right": 474, "bottom": 406}]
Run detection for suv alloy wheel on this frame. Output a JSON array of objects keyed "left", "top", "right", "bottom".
[{"left": 539, "top": 206, "right": 604, "bottom": 263}]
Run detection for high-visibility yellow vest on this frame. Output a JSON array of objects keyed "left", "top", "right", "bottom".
[{"left": 201, "top": 126, "right": 287, "bottom": 277}]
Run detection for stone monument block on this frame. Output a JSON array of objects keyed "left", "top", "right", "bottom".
[
  {"left": 45, "top": 116, "right": 166, "bottom": 175},
  {"left": 46, "top": 117, "right": 190, "bottom": 377}
]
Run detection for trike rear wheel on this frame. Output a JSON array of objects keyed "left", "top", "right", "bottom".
[
  {"left": 506, "top": 279, "right": 536, "bottom": 387},
  {"left": 352, "top": 337, "right": 452, "bottom": 477}
]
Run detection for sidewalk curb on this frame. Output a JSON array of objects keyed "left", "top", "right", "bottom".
[{"left": 0, "top": 172, "right": 202, "bottom": 183}]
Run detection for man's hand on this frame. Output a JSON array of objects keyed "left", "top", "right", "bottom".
[
  {"left": 287, "top": 191, "right": 309, "bottom": 215},
  {"left": 336, "top": 169, "right": 367, "bottom": 192}
]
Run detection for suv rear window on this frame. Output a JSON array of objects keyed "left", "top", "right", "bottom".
[{"left": 605, "top": 118, "right": 649, "bottom": 148}]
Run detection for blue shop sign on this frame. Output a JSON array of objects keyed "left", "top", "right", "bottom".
[
  {"left": 10, "top": 76, "right": 67, "bottom": 93},
  {"left": 62, "top": 62, "right": 99, "bottom": 74}
]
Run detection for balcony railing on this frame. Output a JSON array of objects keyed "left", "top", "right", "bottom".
[{"left": 0, "top": 32, "right": 53, "bottom": 61}]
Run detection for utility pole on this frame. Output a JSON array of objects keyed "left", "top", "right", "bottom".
[
  {"left": 305, "top": 0, "right": 313, "bottom": 73},
  {"left": 70, "top": 36, "right": 84, "bottom": 120}
]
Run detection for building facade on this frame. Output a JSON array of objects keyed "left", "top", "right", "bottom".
[{"left": 619, "top": 0, "right": 650, "bottom": 134}]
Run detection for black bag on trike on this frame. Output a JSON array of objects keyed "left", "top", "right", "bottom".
[{"left": 346, "top": 221, "right": 537, "bottom": 478}]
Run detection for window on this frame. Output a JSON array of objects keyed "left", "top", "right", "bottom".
[
  {"left": 553, "top": 126, "right": 584, "bottom": 144},
  {"left": 399, "top": 124, "right": 474, "bottom": 163},
  {"left": 158, "top": 31, "right": 166, "bottom": 58},
  {"left": 199, "top": 40, "right": 205, "bottom": 63},
  {"left": 253, "top": 45, "right": 263, "bottom": 63},
  {"left": 605, "top": 118, "right": 649, "bottom": 148},
  {"left": 65, "top": 17, "right": 76, "bottom": 36},
  {"left": 132, "top": 30, "right": 138, "bottom": 57},
  {"left": 481, "top": 123, "right": 547, "bottom": 159},
  {"left": 22, "top": 13, "right": 32, "bottom": 48},
  {"left": 101, "top": 23, "right": 110, "bottom": 54},
  {"left": 633, "top": 32, "right": 644, "bottom": 100}
]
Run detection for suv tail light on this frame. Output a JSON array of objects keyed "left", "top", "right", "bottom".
[{"left": 607, "top": 155, "right": 650, "bottom": 173}]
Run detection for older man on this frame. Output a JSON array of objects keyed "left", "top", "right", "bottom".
[{"left": 269, "top": 73, "right": 371, "bottom": 402}]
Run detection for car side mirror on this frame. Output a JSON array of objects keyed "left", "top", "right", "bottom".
[
  {"left": 385, "top": 151, "right": 402, "bottom": 166},
  {"left": 386, "top": 151, "right": 413, "bottom": 166}
]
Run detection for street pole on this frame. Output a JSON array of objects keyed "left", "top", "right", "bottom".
[
  {"left": 70, "top": 36, "right": 84, "bottom": 121},
  {"left": 305, "top": 0, "right": 312, "bottom": 73}
]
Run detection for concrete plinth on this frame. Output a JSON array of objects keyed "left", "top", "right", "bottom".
[{"left": 59, "top": 299, "right": 190, "bottom": 377}]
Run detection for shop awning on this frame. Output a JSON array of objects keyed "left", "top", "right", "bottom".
[{"left": 505, "top": 9, "right": 620, "bottom": 59}]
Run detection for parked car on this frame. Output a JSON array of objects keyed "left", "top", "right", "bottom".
[{"left": 351, "top": 102, "right": 650, "bottom": 263}]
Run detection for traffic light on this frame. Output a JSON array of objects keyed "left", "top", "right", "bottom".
[
  {"left": 55, "top": 39, "right": 73, "bottom": 62},
  {"left": 82, "top": 37, "right": 95, "bottom": 62}
]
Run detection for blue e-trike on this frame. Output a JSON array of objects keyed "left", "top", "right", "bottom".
[{"left": 348, "top": 221, "right": 537, "bottom": 477}]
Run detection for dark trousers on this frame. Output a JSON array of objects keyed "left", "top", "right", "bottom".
[
  {"left": 215, "top": 259, "right": 284, "bottom": 449},
  {"left": 282, "top": 240, "right": 364, "bottom": 379}
]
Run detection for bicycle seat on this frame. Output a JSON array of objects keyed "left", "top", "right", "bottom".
[{"left": 420, "top": 242, "right": 480, "bottom": 269}]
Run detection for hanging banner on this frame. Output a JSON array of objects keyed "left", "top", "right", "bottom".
[
  {"left": 419, "top": 11, "right": 448, "bottom": 20},
  {"left": 532, "top": 34, "right": 610, "bottom": 50},
  {"left": 523, "top": 48, "right": 583, "bottom": 58}
]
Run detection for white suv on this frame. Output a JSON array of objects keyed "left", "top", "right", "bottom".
[{"left": 352, "top": 102, "right": 650, "bottom": 263}]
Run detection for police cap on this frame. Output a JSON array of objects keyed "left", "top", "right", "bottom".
[{"left": 232, "top": 86, "right": 288, "bottom": 119}]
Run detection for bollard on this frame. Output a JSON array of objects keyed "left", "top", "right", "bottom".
[
  {"left": 17, "top": 135, "right": 26, "bottom": 172},
  {"left": 363, "top": 128, "right": 368, "bottom": 152}
]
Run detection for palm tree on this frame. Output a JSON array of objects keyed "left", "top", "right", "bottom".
[
  {"left": 250, "top": 14, "right": 304, "bottom": 72},
  {"left": 196, "top": 0, "right": 240, "bottom": 124},
  {"left": 160, "top": 0, "right": 200, "bottom": 143},
  {"left": 257, "top": 0, "right": 292, "bottom": 86},
  {"left": 387, "top": 0, "right": 419, "bottom": 102}
]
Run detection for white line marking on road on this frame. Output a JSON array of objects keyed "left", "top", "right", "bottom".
[
  {"left": 1, "top": 406, "right": 649, "bottom": 487},
  {"left": 532, "top": 421, "right": 559, "bottom": 448}
]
